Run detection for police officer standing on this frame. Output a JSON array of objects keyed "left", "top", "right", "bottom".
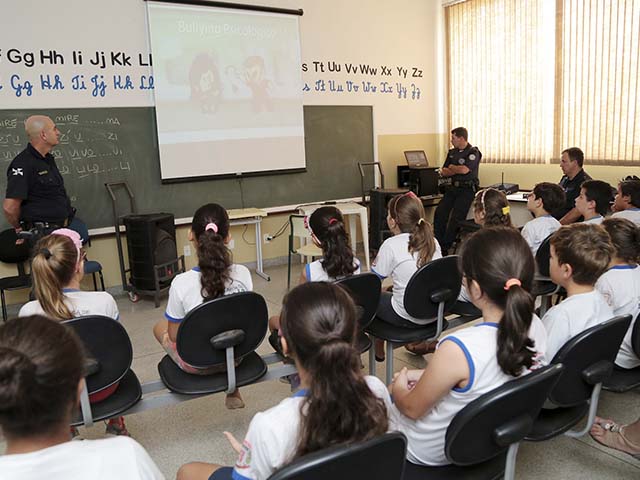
[
  {"left": 3, "top": 115, "right": 75, "bottom": 240},
  {"left": 433, "top": 127, "right": 481, "bottom": 254}
]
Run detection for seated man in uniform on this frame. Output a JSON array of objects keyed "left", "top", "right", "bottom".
[
  {"left": 433, "top": 127, "right": 482, "bottom": 254},
  {"left": 556, "top": 147, "right": 592, "bottom": 225},
  {"left": 3, "top": 115, "right": 77, "bottom": 242}
]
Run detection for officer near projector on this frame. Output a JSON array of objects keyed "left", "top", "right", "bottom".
[
  {"left": 433, "top": 127, "right": 481, "bottom": 254},
  {"left": 3, "top": 115, "right": 81, "bottom": 244}
]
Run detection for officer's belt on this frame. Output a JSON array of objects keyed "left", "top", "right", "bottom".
[
  {"left": 22, "top": 218, "right": 70, "bottom": 230},
  {"left": 452, "top": 180, "right": 477, "bottom": 188}
]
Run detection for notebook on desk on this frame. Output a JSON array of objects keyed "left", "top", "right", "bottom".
[{"left": 404, "top": 150, "right": 429, "bottom": 168}]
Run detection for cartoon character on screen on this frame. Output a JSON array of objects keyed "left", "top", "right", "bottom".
[
  {"left": 244, "top": 55, "right": 273, "bottom": 113},
  {"left": 189, "top": 53, "right": 222, "bottom": 113}
]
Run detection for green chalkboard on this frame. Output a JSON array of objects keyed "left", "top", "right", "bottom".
[{"left": 0, "top": 105, "right": 374, "bottom": 230}]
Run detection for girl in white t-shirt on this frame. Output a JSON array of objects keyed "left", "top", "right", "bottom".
[
  {"left": 153, "top": 203, "right": 252, "bottom": 409},
  {"left": 177, "top": 282, "right": 392, "bottom": 480},
  {"left": 18, "top": 229, "right": 125, "bottom": 436},
  {"left": 390, "top": 227, "right": 547, "bottom": 466},
  {"left": 268, "top": 206, "right": 360, "bottom": 332},
  {"left": 371, "top": 192, "right": 442, "bottom": 360},
  {"left": 596, "top": 218, "right": 640, "bottom": 369},
  {"left": 0, "top": 315, "right": 164, "bottom": 480}
]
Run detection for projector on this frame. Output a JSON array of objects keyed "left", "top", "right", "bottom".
[{"left": 488, "top": 182, "right": 520, "bottom": 195}]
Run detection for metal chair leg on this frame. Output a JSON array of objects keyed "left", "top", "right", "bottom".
[
  {"left": 1, "top": 289, "right": 6, "bottom": 322},
  {"left": 287, "top": 252, "right": 292, "bottom": 291},
  {"left": 92, "top": 272, "right": 98, "bottom": 291}
]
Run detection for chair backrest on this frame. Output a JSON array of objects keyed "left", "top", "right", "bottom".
[
  {"left": 535, "top": 235, "right": 552, "bottom": 277},
  {"left": 290, "top": 214, "right": 314, "bottom": 241},
  {"left": 63, "top": 315, "right": 133, "bottom": 395},
  {"left": 267, "top": 432, "right": 407, "bottom": 480},
  {"left": 403, "top": 255, "right": 462, "bottom": 319},
  {"left": 176, "top": 291, "right": 268, "bottom": 368},
  {"left": 335, "top": 272, "right": 381, "bottom": 330},
  {"left": 0, "top": 228, "right": 31, "bottom": 264},
  {"left": 446, "top": 363, "right": 563, "bottom": 466},
  {"left": 632, "top": 312, "right": 640, "bottom": 357},
  {"left": 548, "top": 315, "right": 632, "bottom": 406}
]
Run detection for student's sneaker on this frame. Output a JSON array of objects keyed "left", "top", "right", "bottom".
[{"left": 105, "top": 417, "right": 130, "bottom": 436}]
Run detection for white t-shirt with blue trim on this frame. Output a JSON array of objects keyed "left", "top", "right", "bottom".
[
  {"left": 390, "top": 317, "right": 547, "bottom": 466},
  {"left": 165, "top": 265, "right": 252, "bottom": 324},
  {"left": 612, "top": 208, "right": 640, "bottom": 225},
  {"left": 596, "top": 265, "right": 640, "bottom": 369},
  {"left": 231, "top": 376, "right": 392, "bottom": 480},
  {"left": 305, "top": 258, "right": 361, "bottom": 282},
  {"left": 542, "top": 290, "right": 613, "bottom": 361},
  {"left": 521, "top": 215, "right": 560, "bottom": 256},
  {"left": 19, "top": 289, "right": 119, "bottom": 322},
  {"left": 371, "top": 233, "right": 442, "bottom": 323}
]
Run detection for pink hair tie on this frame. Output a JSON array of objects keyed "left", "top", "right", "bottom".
[
  {"left": 504, "top": 278, "right": 522, "bottom": 291},
  {"left": 328, "top": 218, "right": 338, "bottom": 225},
  {"left": 205, "top": 222, "right": 218, "bottom": 233},
  {"left": 51, "top": 228, "right": 82, "bottom": 262},
  {"left": 405, "top": 191, "right": 418, "bottom": 199}
]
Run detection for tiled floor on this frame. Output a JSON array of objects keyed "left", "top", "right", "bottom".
[{"left": 2, "top": 262, "right": 640, "bottom": 479}]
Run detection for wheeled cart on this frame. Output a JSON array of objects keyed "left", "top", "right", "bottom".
[{"left": 105, "top": 182, "right": 184, "bottom": 307}]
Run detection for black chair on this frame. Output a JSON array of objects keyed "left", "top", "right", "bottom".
[
  {"left": 530, "top": 235, "right": 559, "bottom": 317},
  {"left": 525, "top": 315, "right": 632, "bottom": 441},
  {"left": 268, "top": 432, "right": 407, "bottom": 480},
  {"left": 158, "top": 291, "right": 268, "bottom": 395},
  {"left": 335, "top": 272, "right": 381, "bottom": 353},
  {"left": 404, "top": 364, "right": 562, "bottom": 480},
  {"left": 64, "top": 315, "right": 142, "bottom": 426},
  {"left": 403, "top": 364, "right": 563, "bottom": 480},
  {"left": 73, "top": 217, "right": 105, "bottom": 291},
  {"left": 287, "top": 214, "right": 322, "bottom": 290},
  {"left": 449, "top": 300, "right": 483, "bottom": 322},
  {"left": 603, "top": 312, "right": 640, "bottom": 392},
  {"left": 366, "top": 256, "right": 462, "bottom": 384},
  {"left": 0, "top": 228, "right": 32, "bottom": 322}
]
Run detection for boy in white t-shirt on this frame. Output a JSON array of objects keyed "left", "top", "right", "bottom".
[
  {"left": 521, "top": 182, "right": 565, "bottom": 256},
  {"left": 542, "top": 223, "right": 615, "bottom": 359},
  {"left": 611, "top": 177, "right": 640, "bottom": 225},
  {"left": 575, "top": 180, "right": 614, "bottom": 225}
]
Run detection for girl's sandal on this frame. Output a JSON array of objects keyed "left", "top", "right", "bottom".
[{"left": 590, "top": 418, "right": 640, "bottom": 460}]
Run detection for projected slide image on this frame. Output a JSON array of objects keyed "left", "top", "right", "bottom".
[
  {"left": 147, "top": 2, "right": 306, "bottom": 180},
  {"left": 150, "top": 6, "right": 302, "bottom": 132}
]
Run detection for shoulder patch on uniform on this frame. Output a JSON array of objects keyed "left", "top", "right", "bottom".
[
  {"left": 468, "top": 154, "right": 476, "bottom": 161},
  {"left": 11, "top": 168, "right": 23, "bottom": 176},
  {"left": 38, "top": 170, "right": 48, "bottom": 175}
]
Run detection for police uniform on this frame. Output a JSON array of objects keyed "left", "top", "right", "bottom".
[
  {"left": 555, "top": 169, "right": 591, "bottom": 220},
  {"left": 433, "top": 144, "right": 481, "bottom": 251},
  {"left": 5, "top": 143, "right": 73, "bottom": 228}
]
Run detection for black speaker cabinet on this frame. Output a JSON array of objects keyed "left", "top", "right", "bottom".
[
  {"left": 123, "top": 213, "right": 178, "bottom": 291},
  {"left": 397, "top": 166, "right": 440, "bottom": 197},
  {"left": 370, "top": 188, "right": 409, "bottom": 251}
]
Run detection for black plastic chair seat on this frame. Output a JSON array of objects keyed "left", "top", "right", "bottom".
[
  {"left": 0, "top": 275, "right": 30, "bottom": 290},
  {"left": 83, "top": 260, "right": 102, "bottom": 274},
  {"left": 531, "top": 280, "right": 557, "bottom": 297},
  {"left": 158, "top": 351, "right": 267, "bottom": 395},
  {"left": 71, "top": 369, "right": 142, "bottom": 425},
  {"left": 402, "top": 453, "right": 506, "bottom": 480},
  {"left": 449, "top": 301, "right": 482, "bottom": 319},
  {"left": 366, "top": 318, "right": 447, "bottom": 345},
  {"left": 356, "top": 331, "right": 372, "bottom": 353},
  {"left": 603, "top": 367, "right": 640, "bottom": 392},
  {"left": 525, "top": 403, "right": 589, "bottom": 441}
]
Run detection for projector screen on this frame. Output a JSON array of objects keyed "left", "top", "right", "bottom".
[{"left": 146, "top": 1, "right": 306, "bottom": 181}]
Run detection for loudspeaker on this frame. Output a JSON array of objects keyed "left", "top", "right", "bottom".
[
  {"left": 397, "top": 166, "right": 440, "bottom": 196},
  {"left": 370, "top": 188, "right": 409, "bottom": 251},
  {"left": 123, "top": 213, "right": 178, "bottom": 291}
]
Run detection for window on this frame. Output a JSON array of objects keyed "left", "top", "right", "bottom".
[{"left": 445, "top": 0, "right": 640, "bottom": 166}]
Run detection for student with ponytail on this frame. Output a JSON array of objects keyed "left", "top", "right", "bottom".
[
  {"left": 153, "top": 203, "right": 252, "bottom": 409},
  {"left": 390, "top": 227, "right": 547, "bottom": 466},
  {"left": 18, "top": 229, "right": 125, "bottom": 436},
  {"left": 370, "top": 192, "right": 441, "bottom": 360},
  {"left": 472, "top": 187, "right": 513, "bottom": 228},
  {"left": 0, "top": 315, "right": 163, "bottom": 480},
  {"left": 177, "top": 282, "right": 391, "bottom": 480},
  {"left": 268, "top": 206, "right": 359, "bottom": 332}
]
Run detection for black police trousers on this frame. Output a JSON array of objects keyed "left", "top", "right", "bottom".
[{"left": 434, "top": 186, "right": 475, "bottom": 252}]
